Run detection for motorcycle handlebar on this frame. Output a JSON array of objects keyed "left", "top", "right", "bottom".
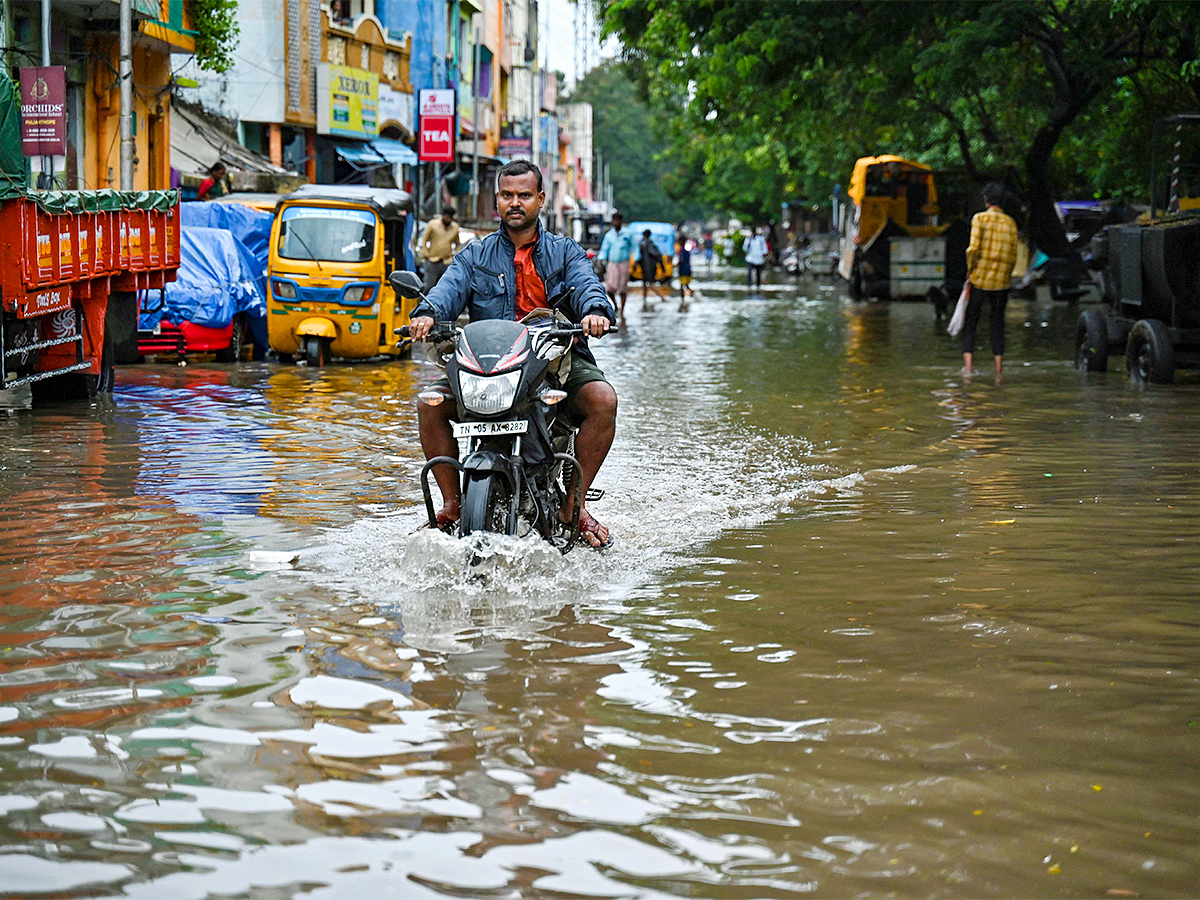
[{"left": 396, "top": 322, "right": 618, "bottom": 340}]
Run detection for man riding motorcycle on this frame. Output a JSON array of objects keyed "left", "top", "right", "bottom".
[{"left": 408, "top": 159, "right": 618, "bottom": 549}]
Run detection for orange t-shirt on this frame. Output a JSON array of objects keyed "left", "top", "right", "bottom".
[{"left": 513, "top": 242, "right": 546, "bottom": 319}]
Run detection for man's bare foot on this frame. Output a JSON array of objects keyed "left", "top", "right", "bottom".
[
  {"left": 559, "top": 509, "right": 614, "bottom": 550},
  {"left": 420, "top": 503, "right": 458, "bottom": 532}
]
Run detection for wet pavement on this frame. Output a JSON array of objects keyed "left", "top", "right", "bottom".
[{"left": 1, "top": 264, "right": 1198, "bottom": 898}]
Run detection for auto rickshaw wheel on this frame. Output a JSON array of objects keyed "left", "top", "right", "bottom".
[
  {"left": 1075, "top": 309, "right": 1109, "bottom": 372},
  {"left": 304, "top": 336, "right": 329, "bottom": 367},
  {"left": 1126, "top": 318, "right": 1174, "bottom": 384}
]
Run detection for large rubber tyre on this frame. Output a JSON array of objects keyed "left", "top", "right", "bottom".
[
  {"left": 214, "top": 315, "right": 246, "bottom": 363},
  {"left": 460, "top": 473, "right": 513, "bottom": 537},
  {"left": 1075, "top": 309, "right": 1109, "bottom": 372},
  {"left": 303, "top": 336, "right": 328, "bottom": 367},
  {"left": 30, "top": 329, "right": 114, "bottom": 406},
  {"left": 1126, "top": 318, "right": 1175, "bottom": 384}
]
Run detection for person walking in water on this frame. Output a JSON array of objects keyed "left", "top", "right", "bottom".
[
  {"left": 962, "top": 183, "right": 1019, "bottom": 378},
  {"left": 744, "top": 227, "right": 768, "bottom": 290},
  {"left": 597, "top": 211, "right": 634, "bottom": 314},
  {"left": 638, "top": 229, "right": 669, "bottom": 303},
  {"left": 418, "top": 205, "right": 463, "bottom": 293},
  {"left": 676, "top": 232, "right": 696, "bottom": 303}
]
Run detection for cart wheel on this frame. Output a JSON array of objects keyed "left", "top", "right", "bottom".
[
  {"left": 304, "top": 336, "right": 328, "bottom": 367},
  {"left": 1075, "top": 309, "right": 1109, "bottom": 372},
  {"left": 214, "top": 315, "right": 246, "bottom": 363},
  {"left": 1126, "top": 318, "right": 1174, "bottom": 385}
]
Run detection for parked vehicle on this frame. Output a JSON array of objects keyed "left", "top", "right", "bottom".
[
  {"left": 390, "top": 271, "right": 613, "bottom": 552},
  {"left": 838, "top": 155, "right": 949, "bottom": 299},
  {"left": 1076, "top": 114, "right": 1200, "bottom": 384},
  {"left": 267, "top": 185, "right": 416, "bottom": 366},
  {"left": 0, "top": 64, "right": 179, "bottom": 405},
  {"left": 628, "top": 221, "right": 675, "bottom": 283},
  {"left": 137, "top": 225, "right": 266, "bottom": 362},
  {"left": 137, "top": 199, "right": 275, "bottom": 361}
]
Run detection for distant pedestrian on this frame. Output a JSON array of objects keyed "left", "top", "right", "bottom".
[
  {"left": 197, "top": 162, "right": 229, "bottom": 201},
  {"left": 639, "top": 229, "right": 669, "bottom": 302},
  {"left": 676, "top": 233, "right": 695, "bottom": 302},
  {"left": 703, "top": 232, "right": 714, "bottom": 270},
  {"left": 744, "top": 227, "right": 769, "bottom": 290},
  {"left": 418, "top": 205, "right": 463, "bottom": 293},
  {"left": 597, "top": 211, "right": 634, "bottom": 314},
  {"left": 962, "top": 183, "right": 1019, "bottom": 378}
]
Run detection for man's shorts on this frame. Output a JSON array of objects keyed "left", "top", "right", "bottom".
[{"left": 425, "top": 353, "right": 610, "bottom": 422}]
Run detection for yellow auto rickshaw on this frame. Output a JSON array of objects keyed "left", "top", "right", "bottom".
[{"left": 267, "top": 185, "right": 418, "bottom": 365}]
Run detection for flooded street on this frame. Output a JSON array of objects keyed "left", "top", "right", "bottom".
[{"left": 2, "top": 266, "right": 1199, "bottom": 898}]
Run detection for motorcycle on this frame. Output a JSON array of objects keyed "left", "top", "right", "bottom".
[{"left": 389, "top": 270, "right": 613, "bottom": 553}]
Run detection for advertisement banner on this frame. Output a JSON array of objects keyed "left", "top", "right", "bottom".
[
  {"left": 19, "top": 66, "right": 66, "bottom": 156},
  {"left": 316, "top": 63, "right": 379, "bottom": 139},
  {"left": 418, "top": 89, "right": 455, "bottom": 162},
  {"left": 499, "top": 120, "right": 532, "bottom": 161},
  {"left": 377, "top": 84, "right": 414, "bottom": 137}
]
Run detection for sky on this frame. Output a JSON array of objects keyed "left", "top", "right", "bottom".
[{"left": 541, "top": 0, "right": 616, "bottom": 88}]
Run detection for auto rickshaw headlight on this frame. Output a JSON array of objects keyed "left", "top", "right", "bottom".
[
  {"left": 272, "top": 279, "right": 297, "bottom": 298},
  {"left": 342, "top": 284, "right": 376, "bottom": 304}
]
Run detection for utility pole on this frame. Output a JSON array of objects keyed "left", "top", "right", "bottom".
[
  {"left": 470, "top": 26, "right": 480, "bottom": 221},
  {"left": 119, "top": 0, "right": 133, "bottom": 189}
]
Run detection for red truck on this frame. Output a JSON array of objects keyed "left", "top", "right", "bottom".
[{"left": 0, "top": 191, "right": 180, "bottom": 405}]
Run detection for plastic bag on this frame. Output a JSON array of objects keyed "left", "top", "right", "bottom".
[{"left": 947, "top": 282, "right": 971, "bottom": 337}]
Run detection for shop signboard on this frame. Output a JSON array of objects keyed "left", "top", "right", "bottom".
[
  {"left": 19, "top": 66, "right": 66, "bottom": 156},
  {"left": 418, "top": 89, "right": 455, "bottom": 162},
  {"left": 316, "top": 63, "right": 379, "bottom": 140},
  {"left": 499, "top": 120, "right": 532, "bottom": 161},
  {"left": 378, "top": 84, "right": 414, "bottom": 137}
]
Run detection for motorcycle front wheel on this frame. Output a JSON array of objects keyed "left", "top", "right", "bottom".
[{"left": 460, "top": 473, "right": 513, "bottom": 536}]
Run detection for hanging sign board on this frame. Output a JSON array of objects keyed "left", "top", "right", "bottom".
[
  {"left": 418, "top": 89, "right": 455, "bottom": 163},
  {"left": 316, "top": 63, "right": 379, "bottom": 139},
  {"left": 19, "top": 66, "right": 67, "bottom": 156}
]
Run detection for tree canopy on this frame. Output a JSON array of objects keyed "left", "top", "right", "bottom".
[{"left": 598, "top": 0, "right": 1200, "bottom": 253}]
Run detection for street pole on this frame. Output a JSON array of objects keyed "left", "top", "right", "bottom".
[
  {"left": 471, "top": 26, "right": 480, "bottom": 222},
  {"left": 38, "top": 0, "right": 50, "bottom": 187},
  {"left": 119, "top": 0, "right": 134, "bottom": 189}
]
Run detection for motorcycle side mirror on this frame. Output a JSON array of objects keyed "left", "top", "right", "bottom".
[{"left": 389, "top": 270, "right": 424, "bottom": 299}]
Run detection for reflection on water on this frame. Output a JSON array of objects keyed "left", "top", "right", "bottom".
[{"left": 2, "top": 270, "right": 1199, "bottom": 898}]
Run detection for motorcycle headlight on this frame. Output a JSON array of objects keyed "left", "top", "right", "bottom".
[{"left": 459, "top": 370, "right": 521, "bottom": 415}]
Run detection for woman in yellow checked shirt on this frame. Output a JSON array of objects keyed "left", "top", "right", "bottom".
[{"left": 962, "top": 183, "right": 1019, "bottom": 378}]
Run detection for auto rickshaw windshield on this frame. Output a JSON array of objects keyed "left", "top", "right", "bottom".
[{"left": 278, "top": 206, "right": 376, "bottom": 263}]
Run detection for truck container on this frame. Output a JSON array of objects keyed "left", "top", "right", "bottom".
[{"left": 0, "top": 70, "right": 179, "bottom": 405}]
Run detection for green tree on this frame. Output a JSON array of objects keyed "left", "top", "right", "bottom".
[
  {"left": 600, "top": 0, "right": 1200, "bottom": 256},
  {"left": 190, "top": 0, "right": 240, "bottom": 74}
]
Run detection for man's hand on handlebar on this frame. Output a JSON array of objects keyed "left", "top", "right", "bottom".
[
  {"left": 581, "top": 314, "right": 612, "bottom": 338},
  {"left": 409, "top": 315, "right": 436, "bottom": 341}
]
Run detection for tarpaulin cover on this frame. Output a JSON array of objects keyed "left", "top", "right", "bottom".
[
  {"left": 140, "top": 226, "right": 265, "bottom": 331},
  {"left": 180, "top": 200, "right": 272, "bottom": 300},
  {"left": 34, "top": 189, "right": 180, "bottom": 214},
  {"left": 0, "top": 70, "right": 25, "bottom": 200}
]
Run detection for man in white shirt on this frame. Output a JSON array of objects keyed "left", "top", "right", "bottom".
[{"left": 744, "top": 228, "right": 769, "bottom": 290}]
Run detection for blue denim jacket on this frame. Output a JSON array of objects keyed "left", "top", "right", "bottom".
[{"left": 413, "top": 223, "right": 615, "bottom": 363}]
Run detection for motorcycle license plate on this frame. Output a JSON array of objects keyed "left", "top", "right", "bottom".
[{"left": 453, "top": 421, "right": 528, "bottom": 438}]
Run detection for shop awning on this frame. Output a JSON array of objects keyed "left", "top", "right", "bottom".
[{"left": 334, "top": 139, "right": 418, "bottom": 169}]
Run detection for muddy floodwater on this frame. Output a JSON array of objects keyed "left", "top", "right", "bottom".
[{"left": 2, "top": 266, "right": 1199, "bottom": 899}]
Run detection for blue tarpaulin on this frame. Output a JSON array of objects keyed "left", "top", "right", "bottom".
[{"left": 140, "top": 226, "right": 266, "bottom": 331}]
